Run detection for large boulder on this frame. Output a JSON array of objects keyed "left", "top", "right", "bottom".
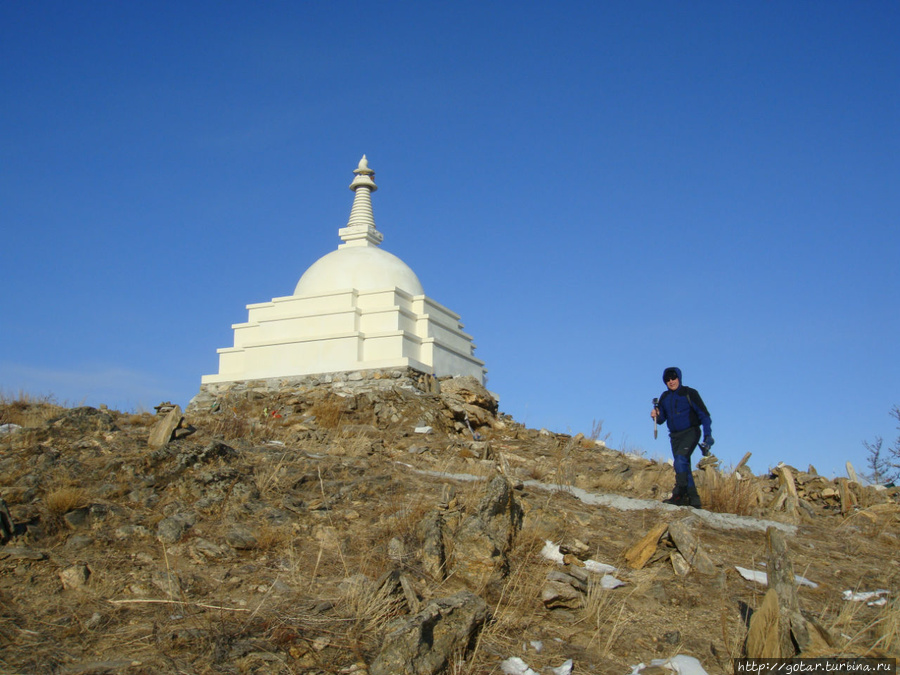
[
  {"left": 451, "top": 476, "right": 523, "bottom": 587},
  {"left": 47, "top": 407, "right": 118, "bottom": 435},
  {"left": 439, "top": 376, "right": 498, "bottom": 427},
  {"left": 369, "top": 591, "right": 489, "bottom": 675}
]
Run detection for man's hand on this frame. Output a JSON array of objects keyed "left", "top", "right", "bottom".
[
  {"left": 699, "top": 437, "right": 715, "bottom": 456},
  {"left": 650, "top": 408, "right": 658, "bottom": 420}
]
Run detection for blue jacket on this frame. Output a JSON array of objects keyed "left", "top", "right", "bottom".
[{"left": 655, "top": 367, "right": 712, "bottom": 438}]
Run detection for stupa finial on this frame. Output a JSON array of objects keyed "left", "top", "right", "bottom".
[
  {"left": 339, "top": 155, "right": 383, "bottom": 248},
  {"left": 355, "top": 155, "right": 373, "bottom": 175}
]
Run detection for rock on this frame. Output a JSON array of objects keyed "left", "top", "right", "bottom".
[
  {"left": 49, "top": 407, "right": 118, "bottom": 435},
  {"left": 418, "top": 510, "right": 446, "bottom": 580},
  {"left": 156, "top": 514, "right": 193, "bottom": 543},
  {"left": 226, "top": 525, "right": 259, "bottom": 550},
  {"left": 746, "top": 588, "right": 781, "bottom": 657},
  {"left": 0, "top": 547, "right": 46, "bottom": 561},
  {"left": 452, "top": 476, "right": 523, "bottom": 586},
  {"left": 542, "top": 566, "right": 590, "bottom": 609},
  {"left": 670, "top": 551, "right": 691, "bottom": 577},
  {"left": 388, "top": 536, "right": 406, "bottom": 562},
  {"left": 57, "top": 659, "right": 143, "bottom": 674},
  {"left": 666, "top": 520, "right": 717, "bottom": 575},
  {"left": 151, "top": 569, "right": 182, "bottom": 598},
  {"left": 765, "top": 526, "right": 809, "bottom": 655},
  {"left": 190, "top": 538, "right": 231, "bottom": 560},
  {"left": 369, "top": 590, "right": 490, "bottom": 675},
  {"left": 0, "top": 498, "right": 14, "bottom": 543},
  {"left": 148, "top": 405, "right": 183, "bottom": 449},
  {"left": 624, "top": 522, "right": 668, "bottom": 570},
  {"left": 65, "top": 535, "right": 94, "bottom": 550},
  {"left": 63, "top": 507, "right": 92, "bottom": 530},
  {"left": 59, "top": 564, "right": 91, "bottom": 590},
  {"left": 181, "top": 440, "right": 238, "bottom": 468},
  {"left": 439, "top": 376, "right": 498, "bottom": 414}
]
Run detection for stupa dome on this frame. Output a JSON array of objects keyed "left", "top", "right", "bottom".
[
  {"left": 294, "top": 246, "right": 424, "bottom": 296},
  {"left": 294, "top": 154, "right": 424, "bottom": 297}
]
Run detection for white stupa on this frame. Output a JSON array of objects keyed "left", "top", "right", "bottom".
[{"left": 201, "top": 156, "right": 486, "bottom": 385}]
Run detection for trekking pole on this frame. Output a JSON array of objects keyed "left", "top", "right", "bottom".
[{"left": 652, "top": 398, "right": 659, "bottom": 439}]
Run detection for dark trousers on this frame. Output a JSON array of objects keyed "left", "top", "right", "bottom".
[{"left": 670, "top": 426, "right": 701, "bottom": 487}]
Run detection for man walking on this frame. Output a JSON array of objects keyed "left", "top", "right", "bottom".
[{"left": 651, "top": 367, "right": 713, "bottom": 508}]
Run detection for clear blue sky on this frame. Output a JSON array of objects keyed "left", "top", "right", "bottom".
[{"left": 2, "top": 2, "right": 898, "bottom": 479}]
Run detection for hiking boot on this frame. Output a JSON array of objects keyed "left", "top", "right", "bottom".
[
  {"left": 686, "top": 486, "right": 702, "bottom": 509},
  {"left": 663, "top": 491, "right": 688, "bottom": 506}
]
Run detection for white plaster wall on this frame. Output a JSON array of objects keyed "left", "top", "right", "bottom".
[{"left": 203, "top": 285, "right": 485, "bottom": 384}]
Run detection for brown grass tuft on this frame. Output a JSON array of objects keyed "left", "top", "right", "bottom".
[
  {"left": 703, "top": 472, "right": 757, "bottom": 516},
  {"left": 0, "top": 391, "right": 66, "bottom": 428},
  {"left": 307, "top": 396, "right": 345, "bottom": 430},
  {"left": 44, "top": 487, "right": 89, "bottom": 515}
]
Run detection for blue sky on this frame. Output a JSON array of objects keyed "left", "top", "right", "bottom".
[{"left": 2, "top": 2, "right": 897, "bottom": 478}]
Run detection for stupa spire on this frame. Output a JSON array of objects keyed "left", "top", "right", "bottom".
[{"left": 339, "top": 155, "right": 384, "bottom": 248}]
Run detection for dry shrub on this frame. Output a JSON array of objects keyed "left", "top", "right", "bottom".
[
  {"left": 331, "top": 432, "right": 375, "bottom": 458},
  {"left": 123, "top": 412, "right": 156, "bottom": 427},
  {"left": 45, "top": 487, "right": 89, "bottom": 515},
  {"left": 581, "top": 574, "right": 632, "bottom": 657},
  {"left": 872, "top": 598, "right": 900, "bottom": 656},
  {"left": 552, "top": 438, "right": 578, "bottom": 488},
  {"left": 0, "top": 391, "right": 66, "bottom": 428},
  {"left": 308, "top": 397, "right": 345, "bottom": 430},
  {"left": 468, "top": 526, "right": 548, "bottom": 665},
  {"left": 591, "top": 471, "right": 633, "bottom": 493},
  {"left": 526, "top": 462, "right": 549, "bottom": 481},
  {"left": 830, "top": 595, "right": 900, "bottom": 657},
  {"left": 208, "top": 410, "right": 252, "bottom": 440},
  {"left": 254, "top": 525, "right": 292, "bottom": 551},
  {"left": 254, "top": 453, "right": 289, "bottom": 497},
  {"left": 703, "top": 472, "right": 757, "bottom": 516},
  {"left": 338, "top": 575, "right": 405, "bottom": 644}
]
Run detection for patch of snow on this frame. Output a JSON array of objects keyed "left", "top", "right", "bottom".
[
  {"left": 500, "top": 657, "right": 539, "bottom": 675},
  {"left": 541, "top": 541, "right": 566, "bottom": 563},
  {"left": 400, "top": 468, "right": 796, "bottom": 535},
  {"left": 584, "top": 559, "right": 617, "bottom": 574},
  {"left": 630, "top": 655, "right": 709, "bottom": 675},
  {"left": 600, "top": 574, "right": 625, "bottom": 589},
  {"left": 735, "top": 566, "right": 818, "bottom": 588},
  {"left": 524, "top": 481, "right": 796, "bottom": 534},
  {"left": 0, "top": 423, "right": 22, "bottom": 435},
  {"left": 842, "top": 589, "right": 889, "bottom": 605},
  {"left": 501, "top": 656, "right": 573, "bottom": 675}
]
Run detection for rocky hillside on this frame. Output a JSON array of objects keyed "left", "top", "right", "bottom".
[{"left": 0, "top": 370, "right": 898, "bottom": 675}]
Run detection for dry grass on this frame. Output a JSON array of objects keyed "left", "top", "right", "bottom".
[
  {"left": 308, "top": 396, "right": 346, "bottom": 430},
  {"left": 207, "top": 408, "right": 253, "bottom": 440},
  {"left": 703, "top": 471, "right": 758, "bottom": 516},
  {"left": 44, "top": 487, "right": 89, "bottom": 515},
  {"left": 872, "top": 598, "right": 900, "bottom": 656},
  {"left": 468, "top": 526, "right": 548, "bottom": 667},
  {"left": 0, "top": 391, "right": 66, "bottom": 428},
  {"left": 122, "top": 412, "right": 157, "bottom": 427},
  {"left": 254, "top": 524, "right": 294, "bottom": 551},
  {"left": 3, "top": 394, "right": 898, "bottom": 671},
  {"left": 582, "top": 576, "right": 633, "bottom": 657},
  {"left": 827, "top": 593, "right": 900, "bottom": 657}
]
